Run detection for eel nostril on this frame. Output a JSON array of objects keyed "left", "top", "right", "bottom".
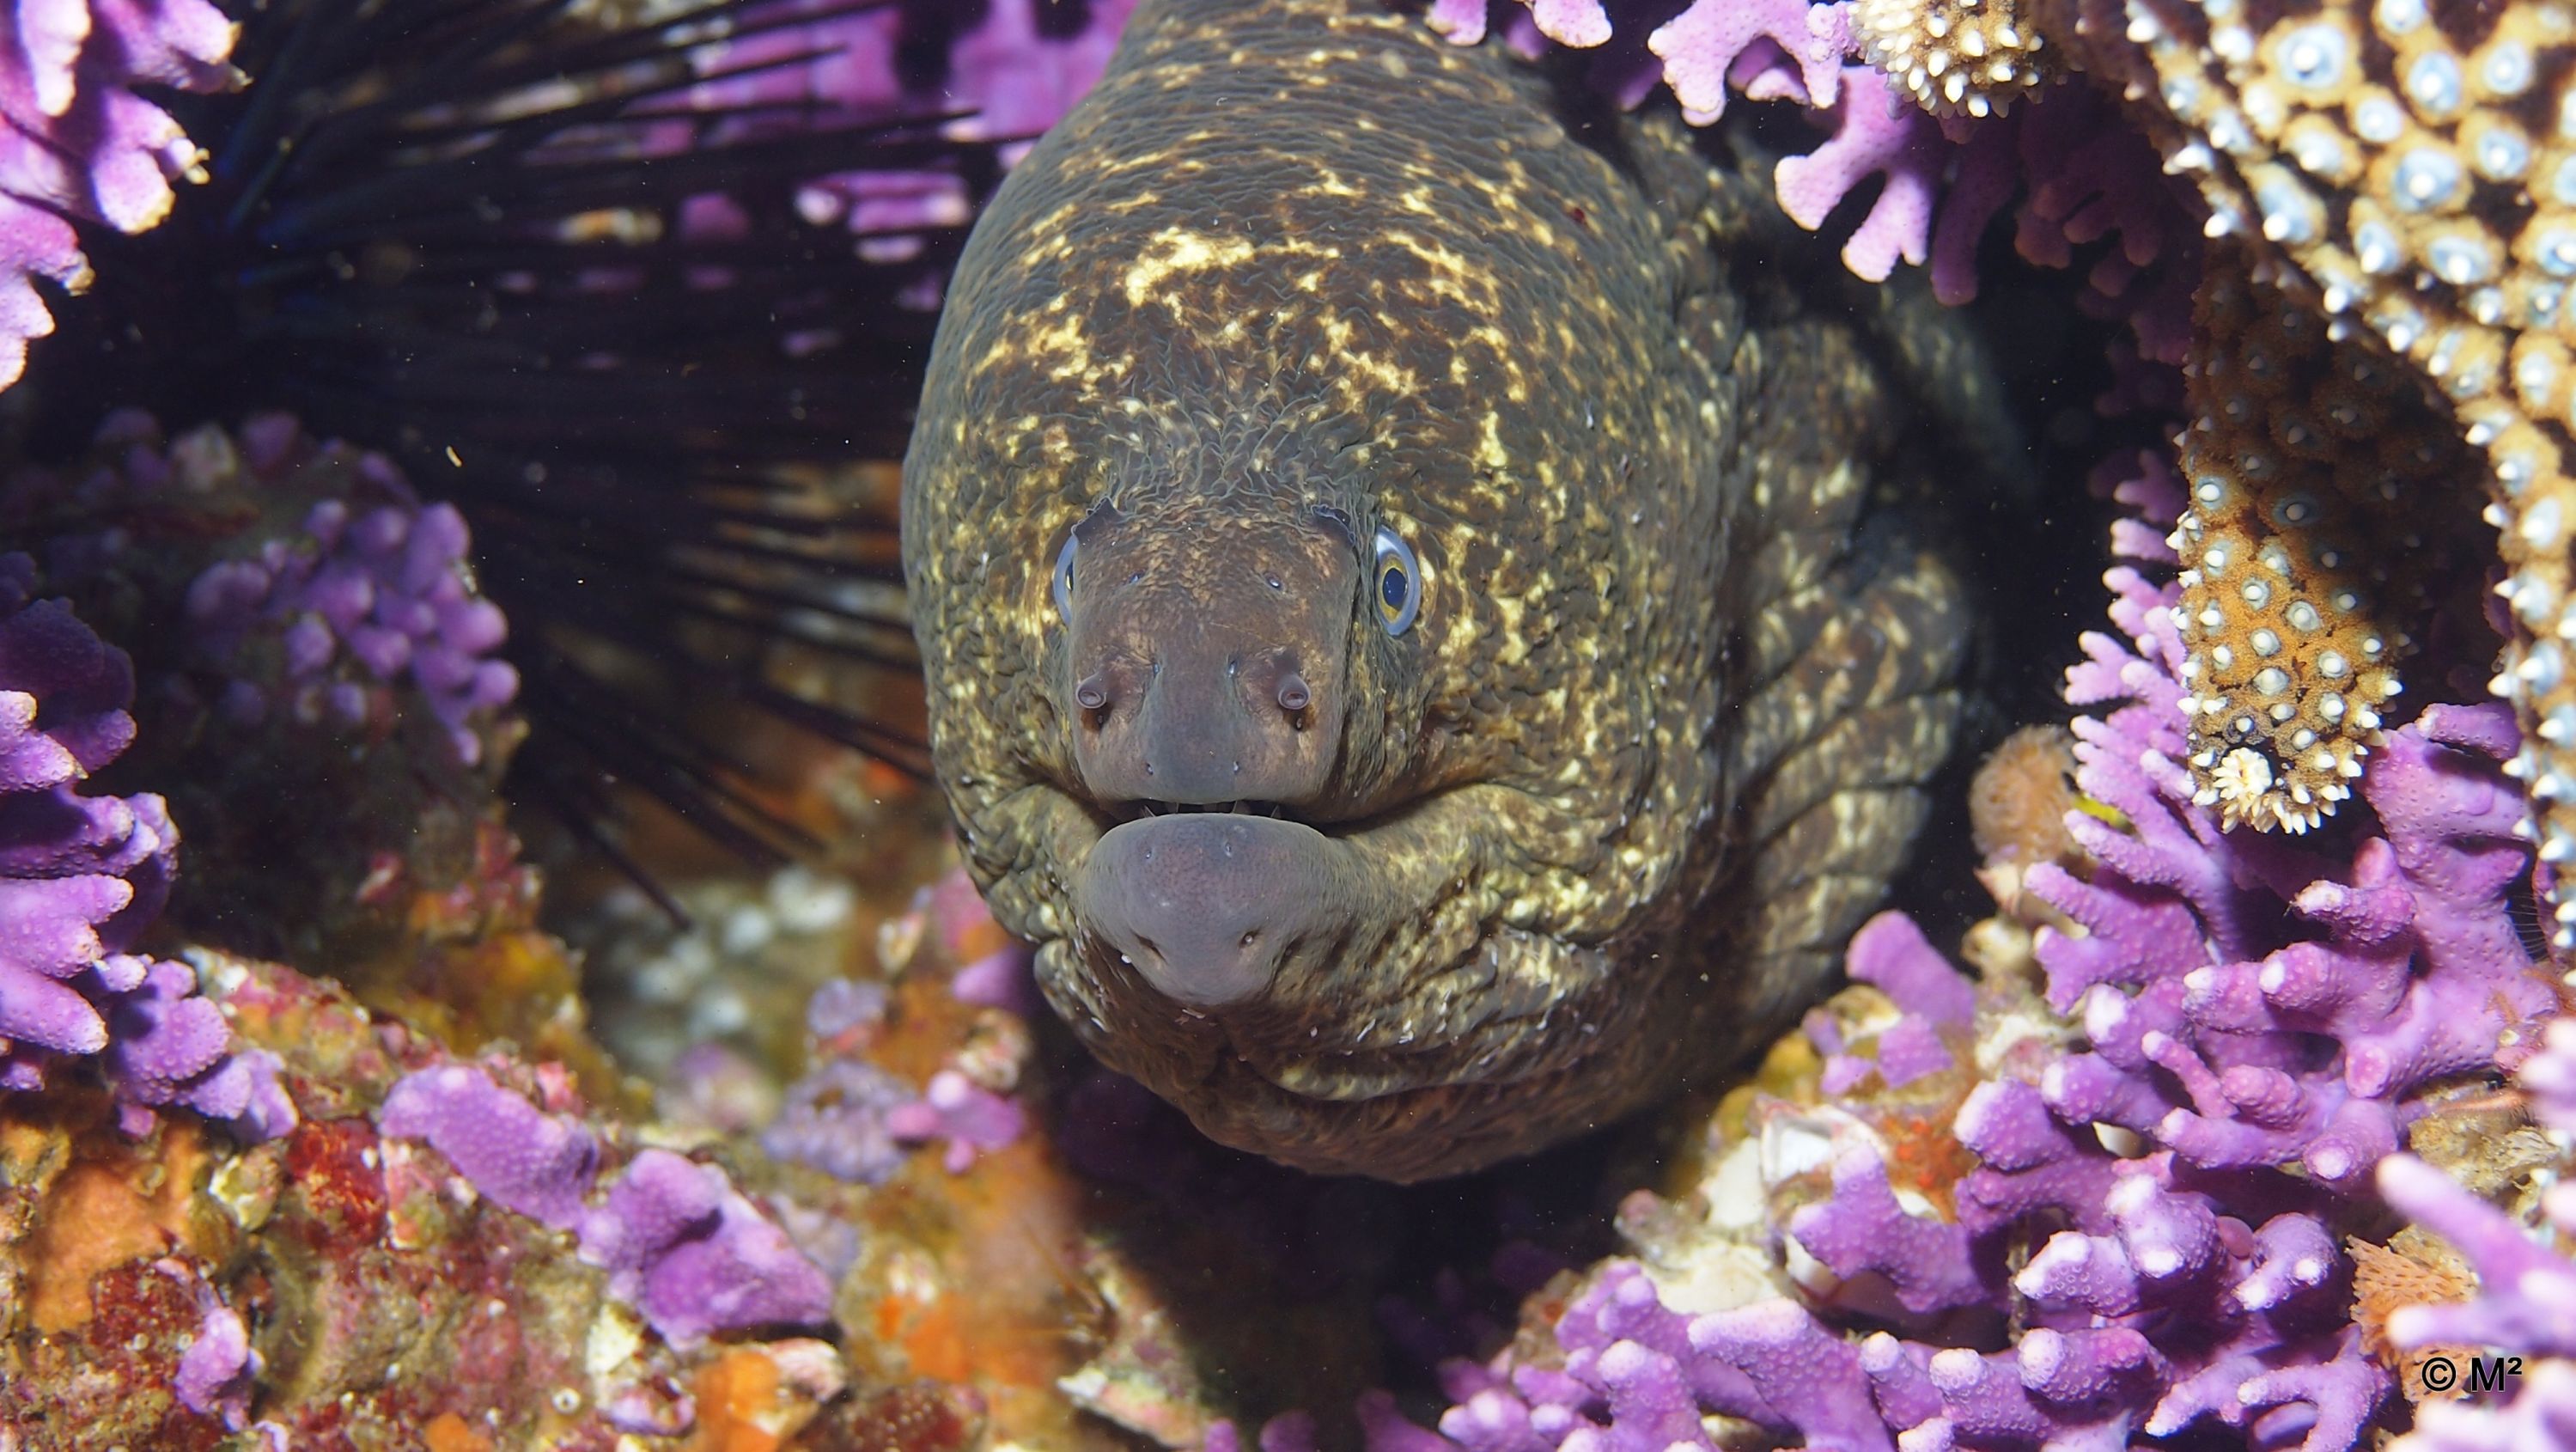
[
  {"left": 1076, "top": 674, "right": 1110, "bottom": 713},
  {"left": 1276, "top": 672, "right": 1311, "bottom": 713}
]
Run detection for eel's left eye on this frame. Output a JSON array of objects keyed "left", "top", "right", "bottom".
[
  {"left": 1052, "top": 532, "right": 1078, "bottom": 620},
  {"left": 1372, "top": 525, "right": 1421, "bottom": 636}
]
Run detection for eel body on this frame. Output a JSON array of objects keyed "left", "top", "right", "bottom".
[{"left": 901, "top": 0, "right": 1978, "bottom": 1180}]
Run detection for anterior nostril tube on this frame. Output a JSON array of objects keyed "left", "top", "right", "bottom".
[
  {"left": 1276, "top": 673, "right": 1311, "bottom": 713},
  {"left": 1076, "top": 675, "right": 1110, "bottom": 712}
]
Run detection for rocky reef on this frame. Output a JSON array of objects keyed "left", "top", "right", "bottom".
[{"left": 0, "top": 0, "right": 2571, "bottom": 1449}]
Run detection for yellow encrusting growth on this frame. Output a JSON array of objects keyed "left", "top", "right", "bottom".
[
  {"left": 2054, "top": 0, "right": 2576, "bottom": 936},
  {"left": 1968, "top": 723, "right": 2080, "bottom": 866},
  {"left": 2349, "top": 1231, "right": 2480, "bottom": 1402},
  {"left": 2170, "top": 264, "right": 2460, "bottom": 833},
  {"left": 1853, "top": 0, "right": 2061, "bottom": 118}
]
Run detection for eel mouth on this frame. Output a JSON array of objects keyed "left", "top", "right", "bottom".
[
  {"left": 1108, "top": 799, "right": 1296, "bottom": 822},
  {"left": 1069, "top": 802, "right": 1369, "bottom": 1010},
  {"left": 1044, "top": 778, "right": 1548, "bottom": 1110}
]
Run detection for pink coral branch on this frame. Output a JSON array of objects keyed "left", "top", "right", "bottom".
[
  {"left": 0, "top": 0, "right": 234, "bottom": 388},
  {"left": 1647, "top": 0, "right": 1845, "bottom": 123},
  {"left": 1774, "top": 66, "right": 1943, "bottom": 282}
]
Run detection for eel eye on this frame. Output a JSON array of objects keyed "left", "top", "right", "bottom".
[
  {"left": 1052, "top": 532, "right": 1078, "bottom": 620},
  {"left": 1372, "top": 525, "right": 1421, "bottom": 636}
]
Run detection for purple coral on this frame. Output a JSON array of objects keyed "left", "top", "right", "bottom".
[
  {"left": 674, "top": 0, "right": 1133, "bottom": 271},
  {"left": 1415, "top": 1231, "right": 2371, "bottom": 1452},
  {"left": 2008, "top": 99, "right": 2198, "bottom": 358},
  {"left": 9, "top": 410, "right": 521, "bottom": 768},
  {"left": 176, "top": 417, "right": 518, "bottom": 766},
  {"left": 1647, "top": 0, "right": 1848, "bottom": 122},
  {"left": 0, "top": 552, "right": 291, "bottom": 1135},
  {"left": 886, "top": 1067, "right": 1026, "bottom": 1174},
  {"left": 2026, "top": 485, "right": 2554, "bottom": 1188},
  {"left": 2522, "top": 1015, "right": 2576, "bottom": 1125},
  {"left": 100, "top": 954, "right": 294, "bottom": 1135},
  {"left": 577, "top": 1148, "right": 836, "bottom": 1349},
  {"left": 0, "top": 0, "right": 237, "bottom": 387},
  {"left": 761, "top": 951, "right": 1032, "bottom": 1183},
  {"left": 2376, "top": 1018, "right": 2576, "bottom": 1451},
  {"left": 1391, "top": 450, "right": 2552, "bottom": 1452},
  {"left": 379, "top": 1061, "right": 834, "bottom": 1347},
  {"left": 378, "top": 1062, "right": 599, "bottom": 1228},
  {"left": 951, "top": 942, "right": 1037, "bottom": 1015},
  {"left": 762, "top": 1056, "right": 914, "bottom": 1185},
  {"left": 1202, "top": 1412, "right": 1322, "bottom": 1452},
  {"left": 1421, "top": 1260, "right": 1895, "bottom": 1452},
  {"left": 1771, "top": 64, "right": 1949, "bottom": 284},
  {"left": 164, "top": 1257, "right": 256, "bottom": 1428},
  {"left": 1427, "top": 2, "right": 2201, "bottom": 357},
  {"left": 1789, "top": 473, "right": 2545, "bottom": 1446},
  {"left": 1808, "top": 911, "right": 1973, "bottom": 1094}
]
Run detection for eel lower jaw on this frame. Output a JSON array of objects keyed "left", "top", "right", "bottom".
[
  {"left": 1069, "top": 808, "right": 1370, "bottom": 1010},
  {"left": 1052, "top": 780, "right": 1554, "bottom": 1104}
]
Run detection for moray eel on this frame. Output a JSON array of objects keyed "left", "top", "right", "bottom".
[{"left": 902, "top": 0, "right": 1996, "bottom": 1181}]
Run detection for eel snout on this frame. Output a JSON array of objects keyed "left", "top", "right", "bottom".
[
  {"left": 1075, "top": 814, "right": 1357, "bottom": 1008},
  {"left": 1058, "top": 509, "right": 1366, "bottom": 1009},
  {"left": 1063, "top": 514, "right": 1352, "bottom": 810},
  {"left": 1070, "top": 631, "right": 1330, "bottom": 805}
]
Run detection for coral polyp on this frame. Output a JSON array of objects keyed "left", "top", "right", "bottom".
[
  {"left": 2171, "top": 264, "right": 2468, "bottom": 834},
  {"left": 1850, "top": 0, "right": 2061, "bottom": 118},
  {"left": 2078, "top": 0, "right": 2576, "bottom": 942}
]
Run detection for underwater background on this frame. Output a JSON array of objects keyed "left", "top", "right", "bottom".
[{"left": 0, "top": 0, "right": 2572, "bottom": 1448}]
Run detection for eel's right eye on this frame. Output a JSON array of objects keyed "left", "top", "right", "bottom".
[{"left": 1052, "top": 533, "right": 1078, "bottom": 620}]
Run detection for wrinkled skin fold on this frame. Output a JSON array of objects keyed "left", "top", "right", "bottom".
[{"left": 901, "top": 0, "right": 1991, "bottom": 1180}]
